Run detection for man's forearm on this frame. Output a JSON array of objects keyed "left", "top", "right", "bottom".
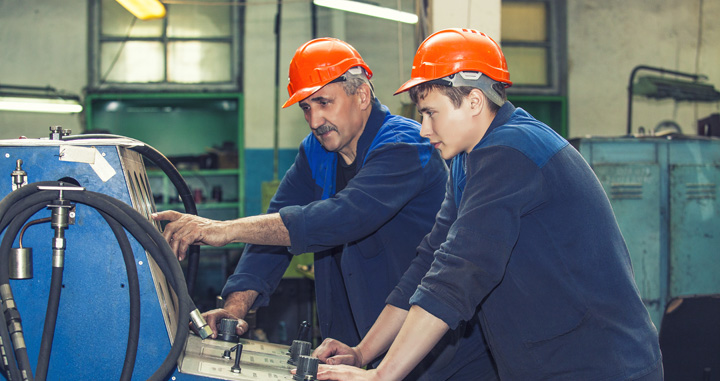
[
  {"left": 223, "top": 290, "right": 260, "bottom": 318},
  {"left": 228, "top": 213, "right": 291, "bottom": 247},
  {"left": 374, "top": 305, "right": 449, "bottom": 380},
  {"left": 355, "top": 305, "right": 409, "bottom": 366}
]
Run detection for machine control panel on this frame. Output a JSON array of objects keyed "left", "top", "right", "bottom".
[{"left": 179, "top": 333, "right": 312, "bottom": 380}]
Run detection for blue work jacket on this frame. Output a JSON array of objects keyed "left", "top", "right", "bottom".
[
  {"left": 393, "top": 103, "right": 663, "bottom": 380},
  {"left": 223, "top": 99, "right": 447, "bottom": 350}
]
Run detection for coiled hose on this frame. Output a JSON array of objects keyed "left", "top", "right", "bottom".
[{"left": 0, "top": 182, "right": 197, "bottom": 381}]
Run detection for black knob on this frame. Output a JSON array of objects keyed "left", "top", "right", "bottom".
[
  {"left": 287, "top": 340, "right": 311, "bottom": 365},
  {"left": 218, "top": 318, "right": 240, "bottom": 342},
  {"left": 293, "top": 355, "right": 319, "bottom": 381}
]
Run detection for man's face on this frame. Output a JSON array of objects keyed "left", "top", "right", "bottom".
[
  {"left": 416, "top": 88, "right": 477, "bottom": 160},
  {"left": 298, "top": 82, "right": 366, "bottom": 161}
]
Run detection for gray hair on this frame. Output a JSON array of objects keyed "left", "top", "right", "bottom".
[{"left": 339, "top": 67, "right": 375, "bottom": 100}]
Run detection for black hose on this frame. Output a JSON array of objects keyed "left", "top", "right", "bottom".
[
  {"left": 61, "top": 134, "right": 200, "bottom": 294},
  {"left": 0, "top": 205, "right": 42, "bottom": 381},
  {"left": 64, "top": 190, "right": 192, "bottom": 381},
  {"left": 0, "top": 293, "right": 21, "bottom": 381},
  {"left": 97, "top": 210, "right": 140, "bottom": 381},
  {"left": 0, "top": 193, "right": 60, "bottom": 381},
  {"left": 0, "top": 184, "right": 195, "bottom": 380},
  {"left": 35, "top": 266, "right": 62, "bottom": 381}
]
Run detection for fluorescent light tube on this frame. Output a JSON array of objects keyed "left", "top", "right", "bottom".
[
  {"left": 313, "top": 0, "right": 418, "bottom": 24},
  {"left": 115, "top": 0, "right": 167, "bottom": 20},
  {"left": 0, "top": 97, "right": 83, "bottom": 114}
]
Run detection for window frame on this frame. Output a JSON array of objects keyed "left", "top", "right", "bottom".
[
  {"left": 502, "top": 0, "right": 566, "bottom": 96},
  {"left": 87, "top": 0, "right": 243, "bottom": 92}
]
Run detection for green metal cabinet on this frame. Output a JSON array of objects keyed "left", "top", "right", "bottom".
[{"left": 574, "top": 136, "right": 720, "bottom": 328}]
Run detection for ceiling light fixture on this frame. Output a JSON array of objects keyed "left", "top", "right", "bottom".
[
  {"left": 0, "top": 85, "right": 83, "bottom": 114},
  {"left": 115, "top": 0, "right": 167, "bottom": 20},
  {"left": 313, "top": 0, "right": 418, "bottom": 24}
]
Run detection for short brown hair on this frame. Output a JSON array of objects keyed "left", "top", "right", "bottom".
[{"left": 408, "top": 82, "right": 506, "bottom": 113}]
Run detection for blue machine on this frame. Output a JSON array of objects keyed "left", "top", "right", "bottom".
[
  {"left": 0, "top": 134, "right": 299, "bottom": 380},
  {"left": 574, "top": 136, "right": 720, "bottom": 328}
]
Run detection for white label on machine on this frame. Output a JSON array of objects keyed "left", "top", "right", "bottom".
[{"left": 58, "top": 146, "right": 116, "bottom": 182}]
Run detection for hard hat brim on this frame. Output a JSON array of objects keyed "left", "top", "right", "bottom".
[
  {"left": 282, "top": 85, "right": 323, "bottom": 108},
  {"left": 394, "top": 77, "right": 430, "bottom": 95}
]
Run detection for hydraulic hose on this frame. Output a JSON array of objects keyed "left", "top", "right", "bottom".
[
  {"left": 0, "top": 183, "right": 61, "bottom": 381},
  {"left": 0, "top": 183, "right": 200, "bottom": 380},
  {"left": 24, "top": 204, "right": 142, "bottom": 381},
  {"left": 0, "top": 290, "right": 21, "bottom": 381},
  {"left": 61, "top": 133, "right": 201, "bottom": 295},
  {"left": 97, "top": 209, "right": 141, "bottom": 381}
]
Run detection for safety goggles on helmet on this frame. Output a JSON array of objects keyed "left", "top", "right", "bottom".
[
  {"left": 427, "top": 71, "right": 506, "bottom": 107},
  {"left": 328, "top": 66, "right": 369, "bottom": 85}
]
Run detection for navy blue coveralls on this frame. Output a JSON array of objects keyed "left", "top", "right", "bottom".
[{"left": 391, "top": 102, "right": 663, "bottom": 380}]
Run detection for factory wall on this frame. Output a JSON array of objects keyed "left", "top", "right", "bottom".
[
  {"left": 0, "top": 0, "right": 87, "bottom": 139},
  {"left": 1, "top": 0, "right": 720, "bottom": 214},
  {"left": 568, "top": 0, "right": 720, "bottom": 138}
]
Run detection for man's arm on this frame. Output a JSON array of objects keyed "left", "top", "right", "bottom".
[
  {"left": 316, "top": 305, "right": 448, "bottom": 381},
  {"left": 374, "top": 305, "right": 448, "bottom": 379},
  {"left": 313, "top": 305, "right": 408, "bottom": 366},
  {"left": 152, "top": 211, "right": 290, "bottom": 260}
]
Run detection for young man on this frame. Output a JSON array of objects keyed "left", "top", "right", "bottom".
[
  {"left": 153, "top": 37, "right": 497, "bottom": 379},
  {"left": 315, "top": 28, "right": 663, "bottom": 380}
]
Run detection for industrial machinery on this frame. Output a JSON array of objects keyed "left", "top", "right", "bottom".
[{"left": 0, "top": 129, "right": 318, "bottom": 380}]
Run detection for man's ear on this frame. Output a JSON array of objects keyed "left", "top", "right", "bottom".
[
  {"left": 357, "top": 83, "right": 372, "bottom": 110},
  {"left": 467, "top": 88, "right": 485, "bottom": 116}
]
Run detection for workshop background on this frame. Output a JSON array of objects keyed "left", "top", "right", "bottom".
[
  {"left": 1, "top": 0, "right": 719, "bottom": 378},
  {"left": 2, "top": 0, "right": 720, "bottom": 211}
]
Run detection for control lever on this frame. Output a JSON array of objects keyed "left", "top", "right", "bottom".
[
  {"left": 296, "top": 320, "right": 310, "bottom": 342},
  {"left": 222, "top": 343, "right": 243, "bottom": 374},
  {"left": 231, "top": 344, "right": 243, "bottom": 374}
]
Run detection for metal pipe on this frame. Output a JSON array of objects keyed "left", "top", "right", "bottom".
[{"left": 626, "top": 65, "right": 704, "bottom": 135}]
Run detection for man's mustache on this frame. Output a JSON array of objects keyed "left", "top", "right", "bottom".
[{"left": 315, "top": 124, "right": 338, "bottom": 135}]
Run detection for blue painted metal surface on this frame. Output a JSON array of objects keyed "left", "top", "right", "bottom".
[
  {"left": 574, "top": 136, "right": 720, "bottom": 328},
  {"left": 0, "top": 140, "right": 209, "bottom": 380}
]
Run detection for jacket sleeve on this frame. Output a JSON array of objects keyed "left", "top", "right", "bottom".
[
  {"left": 409, "top": 146, "right": 547, "bottom": 328},
  {"left": 279, "top": 143, "right": 429, "bottom": 254},
  {"left": 386, "top": 174, "right": 456, "bottom": 310},
  {"left": 221, "top": 146, "right": 316, "bottom": 309}
]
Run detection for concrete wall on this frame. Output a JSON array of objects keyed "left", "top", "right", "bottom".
[
  {"left": 568, "top": 0, "right": 720, "bottom": 137},
  {"left": 0, "top": 0, "right": 87, "bottom": 138}
]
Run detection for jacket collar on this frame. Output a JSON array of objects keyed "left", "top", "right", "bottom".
[
  {"left": 352, "top": 98, "right": 387, "bottom": 167},
  {"left": 483, "top": 101, "right": 516, "bottom": 138}
]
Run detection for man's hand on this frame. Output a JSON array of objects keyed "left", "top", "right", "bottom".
[
  {"left": 315, "top": 365, "right": 378, "bottom": 381},
  {"left": 200, "top": 308, "right": 249, "bottom": 339},
  {"left": 196, "top": 291, "right": 258, "bottom": 338},
  {"left": 313, "top": 338, "right": 364, "bottom": 367},
  {"left": 152, "top": 210, "right": 232, "bottom": 260}
]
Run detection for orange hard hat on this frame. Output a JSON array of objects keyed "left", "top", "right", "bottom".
[
  {"left": 283, "top": 38, "right": 373, "bottom": 108},
  {"left": 395, "top": 28, "right": 511, "bottom": 95}
]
